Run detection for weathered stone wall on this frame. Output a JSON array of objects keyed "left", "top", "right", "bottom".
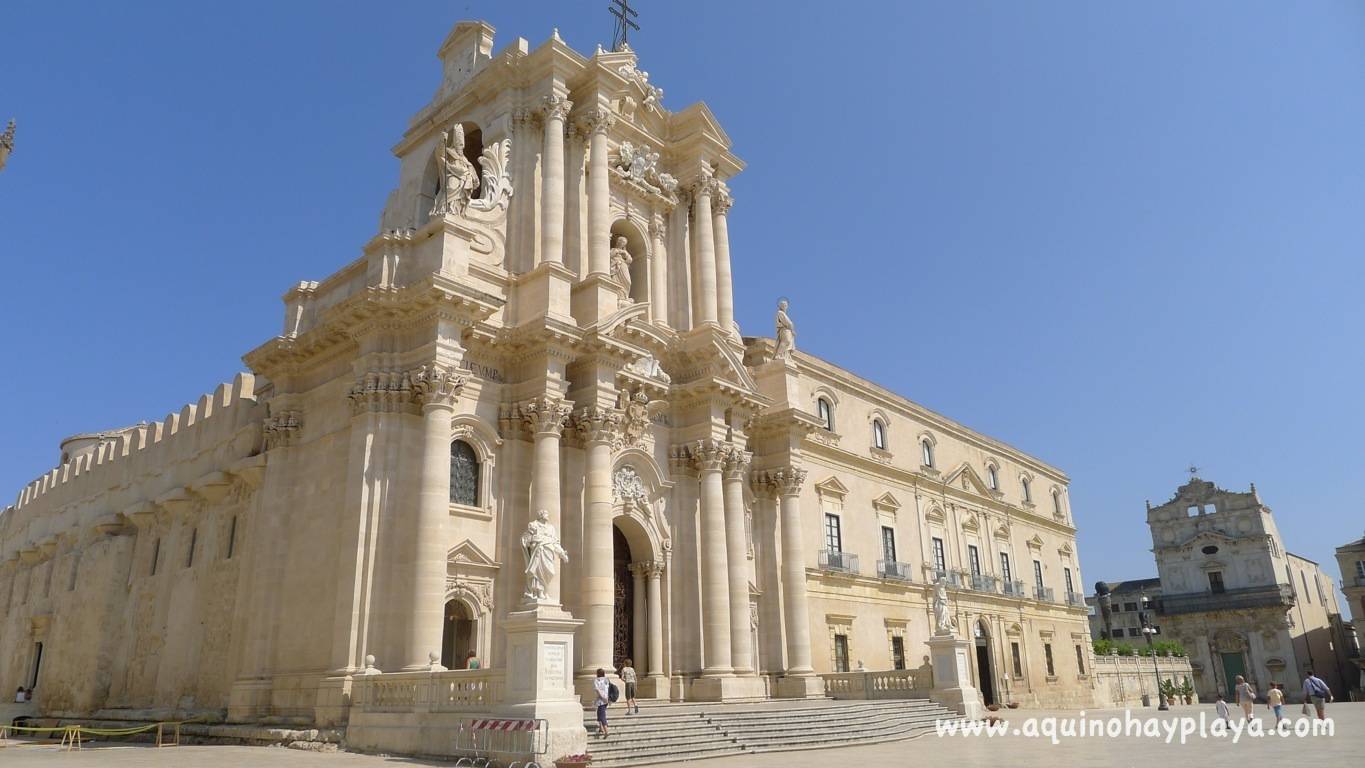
[{"left": 1092, "top": 653, "right": 1197, "bottom": 708}]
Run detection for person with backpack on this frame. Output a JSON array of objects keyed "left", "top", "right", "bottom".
[
  {"left": 593, "top": 668, "right": 612, "bottom": 738},
  {"left": 1301, "top": 669, "right": 1333, "bottom": 720}
]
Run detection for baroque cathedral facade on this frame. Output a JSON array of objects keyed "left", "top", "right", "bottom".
[{"left": 0, "top": 20, "right": 1095, "bottom": 725}]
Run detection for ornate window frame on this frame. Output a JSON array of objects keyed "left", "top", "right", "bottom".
[
  {"left": 448, "top": 416, "right": 501, "bottom": 521},
  {"left": 918, "top": 432, "right": 938, "bottom": 472}
]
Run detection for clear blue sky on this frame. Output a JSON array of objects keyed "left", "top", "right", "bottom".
[{"left": 3, "top": 1, "right": 1362, "bottom": 598}]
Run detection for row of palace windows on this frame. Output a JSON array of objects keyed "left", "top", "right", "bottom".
[
  {"left": 816, "top": 396, "right": 1065, "bottom": 516},
  {"left": 830, "top": 630, "right": 1085, "bottom": 680}
]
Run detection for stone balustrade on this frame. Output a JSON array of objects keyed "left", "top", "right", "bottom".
[
  {"left": 352, "top": 669, "right": 505, "bottom": 714},
  {"left": 820, "top": 668, "right": 933, "bottom": 700}
]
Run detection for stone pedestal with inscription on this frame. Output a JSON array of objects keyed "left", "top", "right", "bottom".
[
  {"left": 500, "top": 604, "right": 587, "bottom": 761},
  {"left": 927, "top": 634, "right": 985, "bottom": 719}
]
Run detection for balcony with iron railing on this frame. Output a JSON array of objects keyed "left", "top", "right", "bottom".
[
  {"left": 1065, "top": 591, "right": 1085, "bottom": 607},
  {"left": 1156, "top": 583, "right": 1294, "bottom": 616},
  {"left": 928, "top": 568, "right": 963, "bottom": 587},
  {"left": 1002, "top": 580, "right": 1026, "bottom": 597},
  {"left": 819, "top": 549, "right": 859, "bottom": 574},
  {"left": 878, "top": 560, "right": 914, "bottom": 581},
  {"left": 1034, "top": 586, "right": 1055, "bottom": 603},
  {"left": 969, "top": 573, "right": 999, "bottom": 593}
]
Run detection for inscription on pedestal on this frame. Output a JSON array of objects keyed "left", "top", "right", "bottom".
[{"left": 543, "top": 641, "right": 567, "bottom": 691}]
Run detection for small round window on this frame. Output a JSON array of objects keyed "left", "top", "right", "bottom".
[{"left": 1201, "top": 545, "right": 1219, "bottom": 555}]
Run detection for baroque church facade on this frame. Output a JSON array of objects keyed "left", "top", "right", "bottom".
[{"left": 0, "top": 20, "right": 1096, "bottom": 726}]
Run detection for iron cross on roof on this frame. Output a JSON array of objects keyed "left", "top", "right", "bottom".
[{"left": 610, "top": 0, "right": 640, "bottom": 51}]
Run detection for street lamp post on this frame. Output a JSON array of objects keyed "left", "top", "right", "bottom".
[{"left": 1140, "top": 592, "right": 1168, "bottom": 711}]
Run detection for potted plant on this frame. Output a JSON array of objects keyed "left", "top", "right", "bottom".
[
  {"left": 1159, "top": 679, "right": 1177, "bottom": 706},
  {"left": 1179, "top": 677, "right": 1194, "bottom": 705},
  {"left": 555, "top": 754, "right": 592, "bottom": 768}
]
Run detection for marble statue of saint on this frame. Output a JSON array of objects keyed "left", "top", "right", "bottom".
[
  {"left": 610, "top": 236, "right": 634, "bottom": 297},
  {"left": 932, "top": 578, "right": 958, "bottom": 636},
  {"left": 774, "top": 299, "right": 795, "bottom": 361},
  {"left": 521, "top": 509, "right": 569, "bottom": 603},
  {"left": 434, "top": 124, "right": 478, "bottom": 215}
]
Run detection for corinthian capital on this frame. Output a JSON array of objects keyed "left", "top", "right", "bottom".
[
  {"left": 521, "top": 395, "right": 573, "bottom": 436},
  {"left": 723, "top": 446, "right": 752, "bottom": 480},
  {"left": 574, "top": 405, "right": 624, "bottom": 446},
  {"left": 541, "top": 94, "right": 573, "bottom": 122},
  {"left": 768, "top": 467, "right": 807, "bottom": 497},
  {"left": 690, "top": 438, "right": 729, "bottom": 473},
  {"left": 577, "top": 106, "right": 616, "bottom": 136},
  {"left": 411, "top": 365, "right": 466, "bottom": 409},
  {"left": 713, "top": 180, "right": 733, "bottom": 215}
]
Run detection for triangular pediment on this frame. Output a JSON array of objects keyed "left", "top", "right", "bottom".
[
  {"left": 448, "top": 539, "right": 498, "bottom": 570},
  {"left": 670, "top": 102, "right": 733, "bottom": 149},
  {"left": 872, "top": 492, "right": 901, "bottom": 511},
  {"left": 945, "top": 463, "right": 994, "bottom": 498},
  {"left": 814, "top": 476, "right": 849, "bottom": 499},
  {"left": 1025, "top": 534, "right": 1045, "bottom": 550}
]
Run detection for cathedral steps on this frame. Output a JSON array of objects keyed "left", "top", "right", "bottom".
[{"left": 583, "top": 698, "right": 955, "bottom": 767}]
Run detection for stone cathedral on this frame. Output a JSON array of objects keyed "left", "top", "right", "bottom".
[{"left": 0, "top": 20, "right": 1096, "bottom": 744}]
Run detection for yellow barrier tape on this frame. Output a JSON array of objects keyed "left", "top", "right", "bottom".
[{"left": 3, "top": 716, "right": 206, "bottom": 737}]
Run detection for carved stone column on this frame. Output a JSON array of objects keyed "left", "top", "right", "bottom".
[
  {"left": 577, "top": 405, "right": 622, "bottom": 675},
  {"left": 540, "top": 95, "right": 572, "bottom": 265},
  {"left": 690, "top": 177, "right": 719, "bottom": 325},
  {"left": 403, "top": 365, "right": 465, "bottom": 671},
  {"left": 584, "top": 107, "right": 616, "bottom": 277},
  {"left": 522, "top": 396, "right": 573, "bottom": 602},
  {"left": 649, "top": 212, "right": 669, "bottom": 324},
  {"left": 770, "top": 467, "right": 821, "bottom": 695},
  {"left": 712, "top": 183, "right": 736, "bottom": 337},
  {"left": 645, "top": 561, "right": 666, "bottom": 680},
  {"left": 722, "top": 447, "right": 756, "bottom": 675},
  {"left": 630, "top": 562, "right": 647, "bottom": 672},
  {"left": 694, "top": 440, "right": 733, "bottom": 676}
]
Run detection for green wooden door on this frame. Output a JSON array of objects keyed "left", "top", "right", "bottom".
[{"left": 1220, "top": 653, "right": 1246, "bottom": 699}]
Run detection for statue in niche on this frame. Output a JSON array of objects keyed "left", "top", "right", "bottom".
[
  {"left": 521, "top": 509, "right": 569, "bottom": 604},
  {"left": 774, "top": 299, "right": 796, "bottom": 361},
  {"left": 432, "top": 123, "right": 479, "bottom": 216},
  {"left": 932, "top": 577, "right": 958, "bottom": 636},
  {"left": 610, "top": 235, "right": 634, "bottom": 298}
]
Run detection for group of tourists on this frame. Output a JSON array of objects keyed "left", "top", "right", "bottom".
[
  {"left": 591, "top": 658, "right": 640, "bottom": 738},
  {"left": 12, "top": 686, "right": 32, "bottom": 703},
  {"left": 1213, "top": 670, "right": 1335, "bottom": 724}
]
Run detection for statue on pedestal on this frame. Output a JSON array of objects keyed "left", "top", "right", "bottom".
[
  {"left": 432, "top": 123, "right": 479, "bottom": 216},
  {"left": 932, "top": 578, "right": 958, "bottom": 636},
  {"left": 610, "top": 235, "right": 634, "bottom": 298},
  {"left": 521, "top": 509, "right": 569, "bottom": 604},
  {"left": 774, "top": 299, "right": 795, "bottom": 361}
]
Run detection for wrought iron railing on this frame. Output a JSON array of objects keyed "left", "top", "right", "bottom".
[
  {"left": 1156, "top": 584, "right": 1294, "bottom": 615},
  {"left": 970, "top": 573, "right": 999, "bottom": 593},
  {"left": 1002, "top": 580, "right": 1026, "bottom": 597},
  {"left": 1034, "top": 586, "right": 1055, "bottom": 603},
  {"left": 819, "top": 549, "right": 859, "bottom": 574},
  {"left": 928, "top": 568, "right": 962, "bottom": 587},
  {"left": 877, "top": 560, "right": 913, "bottom": 581}
]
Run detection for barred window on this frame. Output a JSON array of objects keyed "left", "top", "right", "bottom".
[{"left": 450, "top": 440, "right": 480, "bottom": 506}]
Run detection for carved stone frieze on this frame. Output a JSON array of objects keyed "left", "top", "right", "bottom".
[
  {"left": 348, "top": 370, "right": 416, "bottom": 416},
  {"left": 262, "top": 409, "right": 302, "bottom": 450}
]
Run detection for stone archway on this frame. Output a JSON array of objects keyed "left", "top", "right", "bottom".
[
  {"left": 612, "top": 525, "right": 635, "bottom": 669},
  {"left": 441, "top": 598, "right": 478, "bottom": 669}
]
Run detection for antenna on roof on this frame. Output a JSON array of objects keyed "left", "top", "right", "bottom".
[{"left": 609, "top": 0, "right": 640, "bottom": 51}]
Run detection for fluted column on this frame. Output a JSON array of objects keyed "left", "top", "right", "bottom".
[
  {"left": 577, "top": 405, "right": 623, "bottom": 673},
  {"left": 631, "top": 563, "right": 647, "bottom": 669},
  {"left": 584, "top": 107, "right": 616, "bottom": 277},
  {"left": 712, "top": 183, "right": 736, "bottom": 336},
  {"left": 691, "top": 178, "right": 719, "bottom": 325},
  {"left": 773, "top": 468, "right": 814, "bottom": 675},
  {"left": 694, "top": 440, "right": 732, "bottom": 675},
  {"left": 722, "top": 447, "right": 755, "bottom": 675},
  {"left": 521, "top": 396, "right": 572, "bottom": 602},
  {"left": 404, "top": 366, "right": 465, "bottom": 670},
  {"left": 649, "top": 212, "right": 669, "bottom": 323},
  {"left": 645, "top": 561, "right": 665, "bottom": 679},
  {"left": 540, "top": 95, "right": 571, "bottom": 265}
]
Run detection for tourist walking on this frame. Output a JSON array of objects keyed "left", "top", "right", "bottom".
[
  {"left": 593, "top": 668, "right": 611, "bottom": 738},
  {"left": 1301, "top": 669, "right": 1332, "bottom": 720},
  {"left": 1266, "top": 682, "right": 1284, "bottom": 725},
  {"left": 464, "top": 650, "right": 480, "bottom": 669},
  {"left": 1214, "top": 694, "right": 1230, "bottom": 723},
  {"left": 620, "top": 658, "right": 639, "bottom": 715},
  {"left": 1234, "top": 675, "right": 1255, "bottom": 720}
]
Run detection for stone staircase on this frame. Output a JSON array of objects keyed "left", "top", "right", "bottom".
[{"left": 582, "top": 698, "right": 954, "bottom": 767}]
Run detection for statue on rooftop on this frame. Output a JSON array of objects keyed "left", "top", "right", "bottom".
[
  {"left": 774, "top": 299, "right": 796, "bottom": 361},
  {"left": 432, "top": 123, "right": 478, "bottom": 216}
]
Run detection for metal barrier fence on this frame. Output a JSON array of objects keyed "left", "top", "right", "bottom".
[{"left": 452, "top": 718, "right": 547, "bottom": 768}]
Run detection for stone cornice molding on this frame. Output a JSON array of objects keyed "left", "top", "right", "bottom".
[{"left": 521, "top": 395, "right": 573, "bottom": 437}]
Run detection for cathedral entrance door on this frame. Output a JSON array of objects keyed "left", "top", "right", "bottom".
[
  {"left": 441, "top": 600, "right": 476, "bottom": 669},
  {"left": 973, "top": 621, "right": 995, "bottom": 706},
  {"left": 612, "top": 526, "right": 635, "bottom": 669},
  {"left": 1220, "top": 653, "right": 1246, "bottom": 699}
]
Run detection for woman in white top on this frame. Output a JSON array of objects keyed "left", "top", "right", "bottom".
[
  {"left": 1234, "top": 675, "right": 1255, "bottom": 719},
  {"left": 592, "top": 668, "right": 611, "bottom": 738},
  {"left": 13, "top": 686, "right": 25, "bottom": 703}
]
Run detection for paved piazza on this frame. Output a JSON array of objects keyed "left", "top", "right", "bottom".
[{"left": 3, "top": 704, "right": 1362, "bottom": 767}]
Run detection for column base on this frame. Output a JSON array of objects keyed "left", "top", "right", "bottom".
[
  {"left": 927, "top": 634, "right": 985, "bottom": 719},
  {"left": 502, "top": 603, "right": 588, "bottom": 763},
  {"left": 227, "top": 677, "right": 272, "bottom": 723},
  {"left": 775, "top": 674, "right": 826, "bottom": 699},
  {"left": 637, "top": 674, "right": 669, "bottom": 699},
  {"left": 690, "top": 674, "right": 768, "bottom": 702}
]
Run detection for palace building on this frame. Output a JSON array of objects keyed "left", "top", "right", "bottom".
[{"left": 0, "top": 20, "right": 1096, "bottom": 734}]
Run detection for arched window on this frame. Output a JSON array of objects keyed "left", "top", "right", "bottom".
[
  {"left": 1052, "top": 490, "right": 1063, "bottom": 517},
  {"left": 817, "top": 398, "right": 834, "bottom": 431},
  {"left": 1021, "top": 477, "right": 1032, "bottom": 503},
  {"left": 987, "top": 465, "right": 999, "bottom": 490},
  {"left": 450, "top": 440, "right": 480, "bottom": 506},
  {"left": 921, "top": 439, "right": 934, "bottom": 468},
  {"left": 872, "top": 420, "right": 886, "bottom": 450}
]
